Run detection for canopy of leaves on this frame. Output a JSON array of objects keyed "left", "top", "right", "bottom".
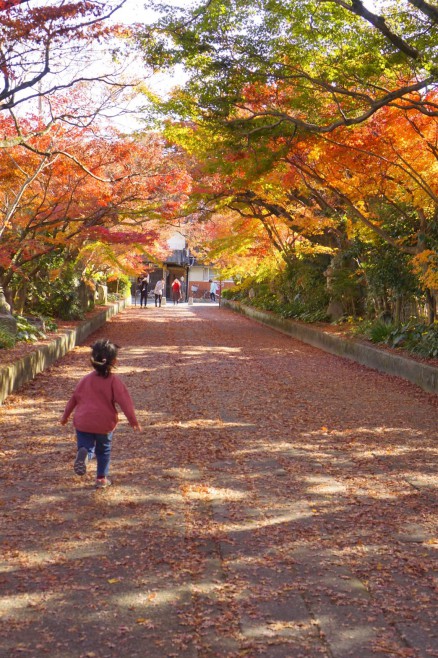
[
  {"left": 138, "top": 0, "right": 438, "bottom": 136},
  {"left": 162, "top": 88, "right": 438, "bottom": 296},
  {"left": 0, "top": 114, "right": 192, "bottom": 290}
]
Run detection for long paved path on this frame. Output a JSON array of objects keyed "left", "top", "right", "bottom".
[{"left": 0, "top": 304, "right": 437, "bottom": 658}]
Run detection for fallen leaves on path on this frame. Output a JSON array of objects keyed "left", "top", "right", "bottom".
[{"left": 0, "top": 305, "right": 437, "bottom": 658}]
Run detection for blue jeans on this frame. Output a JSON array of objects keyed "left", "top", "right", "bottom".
[{"left": 76, "top": 430, "right": 113, "bottom": 478}]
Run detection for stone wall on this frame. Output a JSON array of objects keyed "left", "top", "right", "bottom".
[
  {"left": 0, "top": 301, "right": 126, "bottom": 405},
  {"left": 222, "top": 300, "right": 438, "bottom": 395}
]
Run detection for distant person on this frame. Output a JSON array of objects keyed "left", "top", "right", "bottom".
[
  {"left": 140, "top": 274, "right": 149, "bottom": 308},
  {"left": 180, "top": 275, "right": 186, "bottom": 302},
  {"left": 130, "top": 281, "right": 137, "bottom": 304},
  {"left": 60, "top": 339, "right": 141, "bottom": 488},
  {"left": 171, "top": 277, "right": 181, "bottom": 305},
  {"left": 154, "top": 279, "right": 164, "bottom": 307},
  {"left": 135, "top": 277, "right": 142, "bottom": 304},
  {"left": 209, "top": 279, "right": 218, "bottom": 302}
]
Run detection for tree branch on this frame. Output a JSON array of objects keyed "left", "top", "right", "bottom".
[
  {"left": 324, "top": 0, "right": 420, "bottom": 59},
  {"left": 407, "top": 0, "right": 438, "bottom": 22},
  {"left": 228, "top": 76, "right": 437, "bottom": 135}
]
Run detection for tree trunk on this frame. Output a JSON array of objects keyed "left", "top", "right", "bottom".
[
  {"left": 425, "top": 288, "right": 436, "bottom": 324},
  {"left": 13, "top": 283, "right": 28, "bottom": 315}
]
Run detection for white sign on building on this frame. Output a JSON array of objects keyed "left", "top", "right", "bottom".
[{"left": 167, "top": 234, "right": 186, "bottom": 251}]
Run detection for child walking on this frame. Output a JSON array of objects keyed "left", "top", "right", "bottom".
[{"left": 60, "top": 339, "right": 141, "bottom": 488}]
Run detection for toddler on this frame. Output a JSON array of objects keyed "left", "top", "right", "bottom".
[{"left": 60, "top": 338, "right": 141, "bottom": 488}]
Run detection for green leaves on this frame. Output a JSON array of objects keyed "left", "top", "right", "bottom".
[{"left": 137, "top": 0, "right": 438, "bottom": 134}]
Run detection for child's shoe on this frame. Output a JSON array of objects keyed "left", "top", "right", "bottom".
[
  {"left": 74, "top": 447, "right": 88, "bottom": 476},
  {"left": 95, "top": 477, "right": 112, "bottom": 489}
]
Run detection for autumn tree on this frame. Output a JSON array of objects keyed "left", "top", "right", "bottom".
[
  {"left": 0, "top": 0, "right": 199, "bottom": 319},
  {"left": 291, "top": 102, "right": 438, "bottom": 321},
  {"left": 134, "top": 0, "right": 437, "bottom": 319},
  {"left": 138, "top": 0, "right": 438, "bottom": 137},
  {"left": 0, "top": 114, "right": 192, "bottom": 313},
  {"left": 0, "top": 0, "right": 148, "bottom": 181},
  {"left": 0, "top": 0, "right": 126, "bottom": 116},
  {"left": 163, "top": 116, "right": 341, "bottom": 265},
  {"left": 161, "top": 84, "right": 438, "bottom": 320}
]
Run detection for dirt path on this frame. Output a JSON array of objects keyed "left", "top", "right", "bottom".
[{"left": 0, "top": 304, "right": 437, "bottom": 658}]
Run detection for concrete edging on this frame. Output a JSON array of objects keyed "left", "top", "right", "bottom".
[
  {"left": 222, "top": 300, "right": 438, "bottom": 395},
  {"left": 0, "top": 300, "right": 127, "bottom": 405}
]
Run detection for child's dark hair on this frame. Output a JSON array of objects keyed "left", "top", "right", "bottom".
[{"left": 90, "top": 339, "right": 119, "bottom": 378}]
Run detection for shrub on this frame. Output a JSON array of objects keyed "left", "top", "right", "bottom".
[
  {"left": 388, "top": 322, "right": 438, "bottom": 358},
  {"left": 358, "top": 319, "right": 438, "bottom": 358},
  {"left": 107, "top": 292, "right": 122, "bottom": 302},
  {"left": 411, "top": 324, "right": 438, "bottom": 358},
  {"left": 51, "top": 294, "right": 84, "bottom": 320},
  {"left": 15, "top": 315, "right": 46, "bottom": 342},
  {"left": 367, "top": 319, "right": 399, "bottom": 344},
  {"left": 0, "top": 327, "right": 16, "bottom": 349},
  {"left": 9, "top": 254, "right": 85, "bottom": 320},
  {"left": 26, "top": 271, "right": 84, "bottom": 319},
  {"left": 221, "top": 287, "right": 238, "bottom": 300},
  {"left": 43, "top": 317, "right": 58, "bottom": 332},
  {"left": 220, "top": 281, "right": 255, "bottom": 302},
  {"left": 279, "top": 257, "right": 330, "bottom": 316},
  {"left": 223, "top": 259, "right": 331, "bottom": 322}
]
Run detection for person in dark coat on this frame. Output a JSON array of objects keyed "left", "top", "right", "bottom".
[{"left": 140, "top": 274, "right": 149, "bottom": 308}]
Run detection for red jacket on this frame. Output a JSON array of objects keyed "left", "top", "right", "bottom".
[
  {"left": 172, "top": 280, "right": 181, "bottom": 292},
  {"left": 61, "top": 371, "right": 138, "bottom": 433}
]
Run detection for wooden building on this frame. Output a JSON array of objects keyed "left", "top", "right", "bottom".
[{"left": 132, "top": 233, "right": 233, "bottom": 303}]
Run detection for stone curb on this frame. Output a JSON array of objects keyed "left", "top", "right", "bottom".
[
  {"left": 222, "top": 300, "right": 438, "bottom": 395},
  {"left": 0, "top": 300, "right": 127, "bottom": 406}
]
